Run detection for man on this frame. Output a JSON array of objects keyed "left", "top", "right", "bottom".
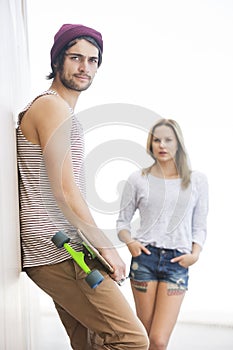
[{"left": 17, "top": 24, "right": 148, "bottom": 350}]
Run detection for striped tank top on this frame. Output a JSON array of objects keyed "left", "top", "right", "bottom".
[{"left": 17, "top": 90, "right": 85, "bottom": 268}]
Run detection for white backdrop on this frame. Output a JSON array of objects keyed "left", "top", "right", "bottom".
[{"left": 25, "top": 0, "right": 233, "bottom": 325}]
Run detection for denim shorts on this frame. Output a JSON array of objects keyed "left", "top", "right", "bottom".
[{"left": 129, "top": 245, "right": 189, "bottom": 290}]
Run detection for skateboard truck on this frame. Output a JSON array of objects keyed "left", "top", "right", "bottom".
[{"left": 51, "top": 231, "right": 104, "bottom": 289}]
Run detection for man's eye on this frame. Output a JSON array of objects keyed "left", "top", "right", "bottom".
[
  {"left": 70, "top": 55, "right": 80, "bottom": 61},
  {"left": 90, "top": 58, "right": 98, "bottom": 64},
  {"left": 67, "top": 54, "right": 80, "bottom": 62}
]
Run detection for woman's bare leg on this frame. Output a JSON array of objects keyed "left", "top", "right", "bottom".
[{"left": 148, "top": 282, "right": 185, "bottom": 350}]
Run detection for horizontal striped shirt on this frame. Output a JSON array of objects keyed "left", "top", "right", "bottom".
[{"left": 17, "top": 90, "right": 85, "bottom": 268}]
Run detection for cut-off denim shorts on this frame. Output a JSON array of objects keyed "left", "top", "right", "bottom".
[{"left": 129, "top": 245, "right": 189, "bottom": 290}]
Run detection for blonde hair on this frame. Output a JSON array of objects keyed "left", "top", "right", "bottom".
[{"left": 142, "top": 119, "right": 191, "bottom": 188}]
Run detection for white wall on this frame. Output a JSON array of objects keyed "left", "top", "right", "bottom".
[
  {"left": 0, "top": 1, "right": 39, "bottom": 349},
  {"left": 26, "top": 0, "right": 233, "bottom": 326}
]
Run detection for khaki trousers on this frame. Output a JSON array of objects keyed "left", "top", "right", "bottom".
[{"left": 26, "top": 258, "right": 149, "bottom": 350}]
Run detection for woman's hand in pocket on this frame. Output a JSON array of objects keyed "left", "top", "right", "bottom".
[
  {"left": 171, "top": 253, "right": 198, "bottom": 268},
  {"left": 127, "top": 240, "right": 151, "bottom": 257}
]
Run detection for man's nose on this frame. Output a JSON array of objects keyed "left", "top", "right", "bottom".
[{"left": 78, "top": 59, "right": 89, "bottom": 72}]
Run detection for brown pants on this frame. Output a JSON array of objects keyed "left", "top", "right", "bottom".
[{"left": 25, "top": 258, "right": 149, "bottom": 350}]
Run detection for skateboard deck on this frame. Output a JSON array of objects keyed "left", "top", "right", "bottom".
[{"left": 77, "top": 229, "right": 114, "bottom": 274}]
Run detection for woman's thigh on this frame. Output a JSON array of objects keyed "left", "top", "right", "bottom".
[
  {"left": 130, "top": 279, "right": 159, "bottom": 334},
  {"left": 149, "top": 282, "right": 185, "bottom": 347}
]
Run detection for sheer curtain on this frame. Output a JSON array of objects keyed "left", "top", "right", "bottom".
[{"left": 0, "top": 1, "right": 38, "bottom": 349}]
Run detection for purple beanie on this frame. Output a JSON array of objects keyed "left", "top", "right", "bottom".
[{"left": 50, "top": 23, "right": 103, "bottom": 66}]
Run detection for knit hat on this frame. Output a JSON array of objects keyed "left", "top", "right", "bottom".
[{"left": 50, "top": 24, "right": 103, "bottom": 66}]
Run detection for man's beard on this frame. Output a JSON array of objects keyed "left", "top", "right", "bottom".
[{"left": 60, "top": 72, "right": 92, "bottom": 92}]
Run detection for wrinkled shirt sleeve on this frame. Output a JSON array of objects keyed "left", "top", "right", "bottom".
[
  {"left": 192, "top": 173, "right": 209, "bottom": 248},
  {"left": 116, "top": 174, "right": 137, "bottom": 234}
]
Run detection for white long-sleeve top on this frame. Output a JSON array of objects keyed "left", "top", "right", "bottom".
[{"left": 116, "top": 170, "right": 209, "bottom": 253}]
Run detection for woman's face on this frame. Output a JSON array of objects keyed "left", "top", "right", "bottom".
[{"left": 151, "top": 125, "right": 178, "bottom": 163}]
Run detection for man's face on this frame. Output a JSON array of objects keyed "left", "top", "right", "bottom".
[{"left": 59, "top": 39, "right": 99, "bottom": 92}]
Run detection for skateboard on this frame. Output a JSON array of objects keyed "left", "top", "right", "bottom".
[
  {"left": 76, "top": 228, "right": 114, "bottom": 274},
  {"left": 51, "top": 229, "right": 114, "bottom": 289}
]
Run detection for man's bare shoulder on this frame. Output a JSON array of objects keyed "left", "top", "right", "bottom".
[
  {"left": 30, "top": 94, "right": 70, "bottom": 119},
  {"left": 20, "top": 93, "right": 72, "bottom": 146}
]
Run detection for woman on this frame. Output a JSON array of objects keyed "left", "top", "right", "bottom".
[{"left": 116, "top": 119, "right": 208, "bottom": 350}]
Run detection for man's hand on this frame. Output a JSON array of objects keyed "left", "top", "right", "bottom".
[{"left": 99, "top": 247, "right": 126, "bottom": 283}]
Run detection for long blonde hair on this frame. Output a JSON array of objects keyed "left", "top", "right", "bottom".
[{"left": 143, "top": 119, "right": 191, "bottom": 188}]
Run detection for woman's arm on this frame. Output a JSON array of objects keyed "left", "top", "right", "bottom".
[{"left": 191, "top": 173, "right": 209, "bottom": 248}]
